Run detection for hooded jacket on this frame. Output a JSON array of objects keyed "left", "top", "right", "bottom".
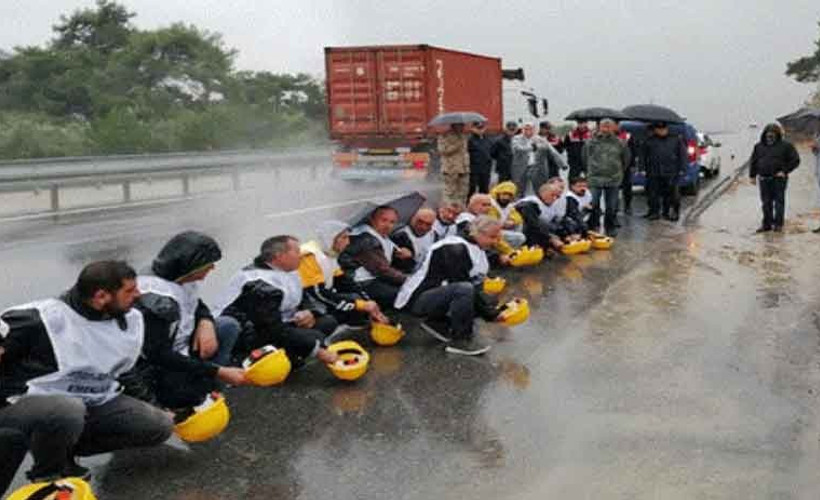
[
  {"left": 749, "top": 124, "right": 801, "bottom": 178},
  {"left": 1, "top": 287, "right": 142, "bottom": 406},
  {"left": 132, "top": 231, "right": 223, "bottom": 400},
  {"left": 488, "top": 182, "right": 524, "bottom": 227},
  {"left": 299, "top": 221, "right": 371, "bottom": 316}
]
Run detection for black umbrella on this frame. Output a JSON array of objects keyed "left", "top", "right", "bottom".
[
  {"left": 565, "top": 107, "right": 628, "bottom": 122},
  {"left": 622, "top": 104, "right": 685, "bottom": 124},
  {"left": 348, "top": 191, "right": 427, "bottom": 228},
  {"left": 778, "top": 108, "right": 820, "bottom": 134},
  {"left": 428, "top": 112, "right": 488, "bottom": 127}
]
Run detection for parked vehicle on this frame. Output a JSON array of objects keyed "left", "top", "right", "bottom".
[
  {"left": 619, "top": 121, "right": 702, "bottom": 195},
  {"left": 324, "top": 44, "right": 544, "bottom": 180},
  {"left": 697, "top": 132, "right": 722, "bottom": 179}
]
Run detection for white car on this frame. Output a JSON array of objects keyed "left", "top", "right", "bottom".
[{"left": 697, "top": 132, "right": 722, "bottom": 179}]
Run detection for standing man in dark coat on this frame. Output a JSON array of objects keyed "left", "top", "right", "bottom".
[
  {"left": 642, "top": 122, "right": 687, "bottom": 221},
  {"left": 491, "top": 121, "right": 517, "bottom": 182},
  {"left": 749, "top": 123, "right": 801, "bottom": 233},
  {"left": 468, "top": 122, "right": 494, "bottom": 196},
  {"left": 563, "top": 121, "right": 592, "bottom": 179}
]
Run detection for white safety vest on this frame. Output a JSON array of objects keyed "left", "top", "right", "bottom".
[
  {"left": 565, "top": 191, "right": 592, "bottom": 210},
  {"left": 432, "top": 218, "right": 457, "bottom": 241},
  {"left": 137, "top": 276, "right": 200, "bottom": 357},
  {"left": 518, "top": 195, "right": 566, "bottom": 225},
  {"left": 397, "top": 226, "right": 435, "bottom": 268},
  {"left": 394, "top": 236, "right": 489, "bottom": 309},
  {"left": 4, "top": 299, "right": 143, "bottom": 406},
  {"left": 350, "top": 225, "right": 396, "bottom": 283},
  {"left": 213, "top": 266, "right": 303, "bottom": 322},
  {"left": 455, "top": 212, "right": 476, "bottom": 226}
]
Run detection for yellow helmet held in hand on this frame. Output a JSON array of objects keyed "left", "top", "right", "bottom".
[
  {"left": 174, "top": 392, "right": 230, "bottom": 443},
  {"left": 243, "top": 345, "right": 292, "bottom": 386},
  {"left": 497, "top": 298, "right": 531, "bottom": 326},
  {"left": 561, "top": 239, "right": 592, "bottom": 255},
  {"left": 591, "top": 236, "right": 614, "bottom": 250},
  {"left": 326, "top": 340, "right": 370, "bottom": 381},
  {"left": 370, "top": 321, "right": 405, "bottom": 347},
  {"left": 7, "top": 478, "right": 96, "bottom": 500},
  {"left": 483, "top": 276, "right": 507, "bottom": 295}
]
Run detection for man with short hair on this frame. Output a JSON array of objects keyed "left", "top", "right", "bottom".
[
  {"left": 583, "top": 119, "right": 631, "bottom": 235},
  {"left": 432, "top": 202, "right": 462, "bottom": 241},
  {"left": 391, "top": 208, "right": 437, "bottom": 273},
  {"left": 395, "top": 216, "right": 504, "bottom": 356},
  {"left": 565, "top": 176, "right": 592, "bottom": 230},
  {"left": 564, "top": 121, "right": 592, "bottom": 179},
  {"left": 642, "top": 122, "right": 687, "bottom": 221},
  {"left": 0, "top": 261, "right": 173, "bottom": 487},
  {"left": 468, "top": 122, "right": 494, "bottom": 196},
  {"left": 338, "top": 206, "right": 411, "bottom": 308},
  {"left": 214, "top": 236, "right": 340, "bottom": 366},
  {"left": 539, "top": 121, "right": 566, "bottom": 178},
  {"left": 491, "top": 121, "right": 518, "bottom": 182},
  {"left": 456, "top": 194, "right": 515, "bottom": 264},
  {"left": 749, "top": 123, "right": 801, "bottom": 233},
  {"left": 129, "top": 231, "right": 248, "bottom": 411},
  {"left": 516, "top": 180, "right": 578, "bottom": 251},
  {"left": 438, "top": 123, "right": 470, "bottom": 203}
]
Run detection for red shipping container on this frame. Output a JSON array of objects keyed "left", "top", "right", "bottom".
[{"left": 325, "top": 45, "right": 503, "bottom": 148}]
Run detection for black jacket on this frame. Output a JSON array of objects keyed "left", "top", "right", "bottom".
[
  {"left": 468, "top": 133, "right": 494, "bottom": 175},
  {"left": 339, "top": 232, "right": 406, "bottom": 285},
  {"left": 749, "top": 124, "right": 801, "bottom": 178},
  {"left": 490, "top": 135, "right": 513, "bottom": 177},
  {"left": 219, "top": 261, "right": 319, "bottom": 352},
  {"left": 0, "top": 288, "right": 133, "bottom": 405},
  {"left": 406, "top": 235, "right": 499, "bottom": 320},
  {"left": 642, "top": 134, "right": 687, "bottom": 178}
]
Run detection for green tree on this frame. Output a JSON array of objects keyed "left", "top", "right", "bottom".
[{"left": 786, "top": 22, "right": 820, "bottom": 83}]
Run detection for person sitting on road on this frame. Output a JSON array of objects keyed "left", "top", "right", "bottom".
[
  {"left": 394, "top": 216, "right": 504, "bottom": 356},
  {"left": 299, "top": 221, "right": 388, "bottom": 327},
  {"left": 488, "top": 181, "right": 527, "bottom": 249},
  {"left": 456, "top": 194, "right": 515, "bottom": 265},
  {"left": 516, "top": 180, "right": 584, "bottom": 251},
  {"left": 391, "top": 208, "right": 437, "bottom": 273},
  {"left": 432, "top": 201, "right": 462, "bottom": 241},
  {"left": 125, "top": 232, "right": 248, "bottom": 413},
  {"left": 564, "top": 177, "right": 592, "bottom": 232},
  {"left": 0, "top": 261, "right": 173, "bottom": 486},
  {"left": 0, "top": 428, "right": 28, "bottom": 496},
  {"left": 214, "top": 235, "right": 339, "bottom": 367},
  {"left": 338, "top": 206, "right": 412, "bottom": 309}
]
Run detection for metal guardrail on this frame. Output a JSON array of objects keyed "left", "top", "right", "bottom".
[{"left": 0, "top": 148, "right": 330, "bottom": 215}]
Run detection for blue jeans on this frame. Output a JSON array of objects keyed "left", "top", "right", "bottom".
[
  {"left": 590, "top": 186, "right": 620, "bottom": 231},
  {"left": 212, "top": 315, "right": 241, "bottom": 367}
]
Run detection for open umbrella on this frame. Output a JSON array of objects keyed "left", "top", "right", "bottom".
[
  {"left": 565, "top": 107, "right": 628, "bottom": 122},
  {"left": 778, "top": 108, "right": 820, "bottom": 135},
  {"left": 622, "top": 104, "right": 685, "bottom": 124},
  {"left": 347, "top": 191, "right": 427, "bottom": 228},
  {"left": 428, "top": 112, "right": 488, "bottom": 127}
]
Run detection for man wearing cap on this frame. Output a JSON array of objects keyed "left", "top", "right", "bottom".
[
  {"left": 468, "top": 122, "right": 494, "bottom": 196},
  {"left": 491, "top": 121, "right": 518, "bottom": 182},
  {"left": 642, "top": 122, "right": 688, "bottom": 221},
  {"left": 127, "top": 231, "right": 248, "bottom": 411}
]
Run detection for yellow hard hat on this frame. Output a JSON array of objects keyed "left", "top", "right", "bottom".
[
  {"left": 370, "top": 321, "right": 405, "bottom": 347},
  {"left": 483, "top": 276, "right": 507, "bottom": 295},
  {"left": 7, "top": 478, "right": 96, "bottom": 500},
  {"left": 174, "top": 393, "right": 230, "bottom": 443},
  {"left": 592, "top": 236, "right": 614, "bottom": 250},
  {"left": 243, "top": 345, "right": 292, "bottom": 386},
  {"left": 561, "top": 239, "right": 592, "bottom": 255},
  {"left": 497, "top": 298, "right": 531, "bottom": 326},
  {"left": 510, "top": 246, "right": 544, "bottom": 267},
  {"left": 326, "top": 340, "right": 370, "bottom": 381}
]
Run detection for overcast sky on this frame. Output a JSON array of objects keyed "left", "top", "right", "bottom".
[{"left": 1, "top": 0, "right": 818, "bottom": 130}]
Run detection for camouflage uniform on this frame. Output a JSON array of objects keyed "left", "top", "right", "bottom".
[{"left": 438, "top": 131, "right": 470, "bottom": 203}]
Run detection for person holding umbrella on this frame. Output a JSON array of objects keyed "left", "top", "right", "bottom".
[
  {"left": 749, "top": 123, "right": 800, "bottom": 233},
  {"left": 438, "top": 123, "right": 470, "bottom": 204},
  {"left": 642, "top": 122, "right": 687, "bottom": 221}
]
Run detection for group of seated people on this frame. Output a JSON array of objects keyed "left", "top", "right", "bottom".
[{"left": 0, "top": 176, "right": 595, "bottom": 496}]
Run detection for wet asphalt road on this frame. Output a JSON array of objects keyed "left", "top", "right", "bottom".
[{"left": 5, "top": 137, "right": 820, "bottom": 499}]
